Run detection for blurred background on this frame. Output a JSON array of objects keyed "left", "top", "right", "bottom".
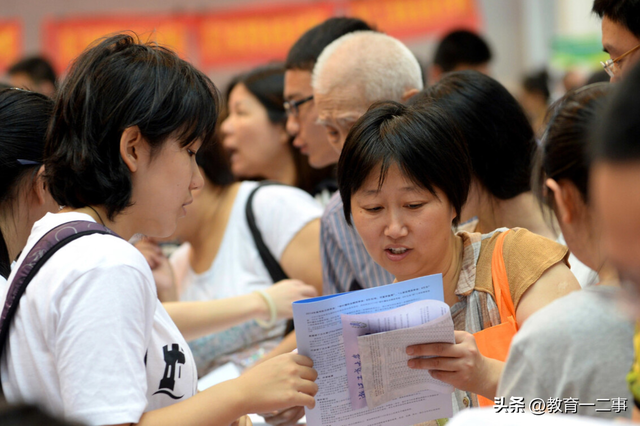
[{"left": 0, "top": 0, "right": 606, "bottom": 97}]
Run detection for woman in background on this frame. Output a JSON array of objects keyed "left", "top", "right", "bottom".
[
  {"left": 222, "top": 64, "right": 336, "bottom": 205},
  {"left": 0, "top": 88, "right": 58, "bottom": 289},
  {"left": 139, "top": 139, "right": 323, "bottom": 376},
  {"left": 414, "top": 71, "right": 596, "bottom": 287},
  {"left": 497, "top": 83, "right": 633, "bottom": 419}
]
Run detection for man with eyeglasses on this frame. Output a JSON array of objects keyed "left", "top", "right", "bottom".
[
  {"left": 283, "top": 18, "right": 373, "bottom": 170},
  {"left": 593, "top": 0, "right": 640, "bottom": 82}
]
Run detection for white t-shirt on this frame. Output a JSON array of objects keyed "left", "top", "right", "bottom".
[
  {"left": 0, "top": 212, "right": 197, "bottom": 425},
  {"left": 172, "top": 181, "right": 322, "bottom": 301}
]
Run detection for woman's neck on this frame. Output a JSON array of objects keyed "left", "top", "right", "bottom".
[
  {"left": 0, "top": 207, "right": 29, "bottom": 264},
  {"left": 264, "top": 150, "right": 297, "bottom": 187},
  {"left": 475, "top": 192, "right": 556, "bottom": 240},
  {"left": 441, "top": 233, "right": 464, "bottom": 307}
]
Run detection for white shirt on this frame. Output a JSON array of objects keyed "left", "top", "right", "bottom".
[
  {"left": 172, "top": 181, "right": 322, "bottom": 301},
  {"left": 0, "top": 212, "right": 197, "bottom": 425}
]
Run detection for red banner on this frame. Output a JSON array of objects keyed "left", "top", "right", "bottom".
[
  {"left": 43, "top": 15, "right": 193, "bottom": 74},
  {"left": 348, "top": 0, "right": 480, "bottom": 40},
  {"left": 197, "top": 3, "right": 334, "bottom": 68},
  {"left": 0, "top": 20, "right": 22, "bottom": 72},
  {"left": 40, "top": 0, "right": 480, "bottom": 73}
]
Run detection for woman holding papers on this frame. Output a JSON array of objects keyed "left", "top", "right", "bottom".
[{"left": 336, "top": 100, "right": 579, "bottom": 418}]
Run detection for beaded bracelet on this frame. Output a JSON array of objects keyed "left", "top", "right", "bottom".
[{"left": 254, "top": 289, "right": 277, "bottom": 328}]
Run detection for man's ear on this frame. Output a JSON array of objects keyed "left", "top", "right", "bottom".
[
  {"left": 546, "top": 178, "right": 576, "bottom": 225},
  {"left": 401, "top": 88, "right": 420, "bottom": 103},
  {"left": 120, "top": 126, "right": 145, "bottom": 173}
]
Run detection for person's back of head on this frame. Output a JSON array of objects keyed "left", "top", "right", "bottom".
[
  {"left": 7, "top": 57, "right": 57, "bottom": 97},
  {"left": 313, "top": 31, "right": 423, "bottom": 105},
  {"left": 286, "top": 17, "right": 374, "bottom": 71},
  {"left": 431, "top": 30, "right": 492, "bottom": 82},
  {"left": 0, "top": 88, "right": 54, "bottom": 279},
  {"left": 536, "top": 83, "right": 611, "bottom": 208},
  {"left": 414, "top": 70, "right": 536, "bottom": 201},
  {"left": 46, "top": 33, "right": 220, "bottom": 221}
]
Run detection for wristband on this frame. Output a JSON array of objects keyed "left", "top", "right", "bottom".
[{"left": 254, "top": 289, "right": 277, "bottom": 328}]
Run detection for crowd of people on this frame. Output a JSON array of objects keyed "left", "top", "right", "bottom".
[{"left": 1, "top": 0, "right": 640, "bottom": 425}]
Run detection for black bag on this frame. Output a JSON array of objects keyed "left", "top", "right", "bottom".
[
  {"left": 245, "top": 182, "right": 295, "bottom": 334},
  {"left": 0, "top": 221, "right": 120, "bottom": 393}
]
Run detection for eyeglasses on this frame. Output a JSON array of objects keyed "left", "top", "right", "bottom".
[
  {"left": 601, "top": 43, "right": 640, "bottom": 78},
  {"left": 283, "top": 95, "right": 313, "bottom": 118}
]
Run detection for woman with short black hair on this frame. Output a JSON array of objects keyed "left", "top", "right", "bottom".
[
  {"left": 338, "top": 100, "right": 579, "bottom": 418},
  {"left": 0, "top": 33, "right": 317, "bottom": 426}
]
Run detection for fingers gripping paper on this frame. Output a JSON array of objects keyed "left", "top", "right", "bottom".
[{"left": 348, "top": 302, "right": 455, "bottom": 409}]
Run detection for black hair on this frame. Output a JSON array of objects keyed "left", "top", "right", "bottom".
[
  {"left": 338, "top": 101, "right": 471, "bottom": 226},
  {"left": 285, "top": 17, "right": 374, "bottom": 71},
  {"left": 45, "top": 33, "right": 220, "bottom": 221},
  {"left": 226, "top": 63, "right": 334, "bottom": 195},
  {"left": 433, "top": 30, "right": 492, "bottom": 73},
  {"left": 0, "top": 88, "right": 54, "bottom": 279},
  {"left": 592, "top": 0, "right": 640, "bottom": 39},
  {"left": 523, "top": 69, "right": 550, "bottom": 102},
  {"left": 196, "top": 140, "right": 235, "bottom": 187},
  {"left": 534, "top": 83, "right": 611, "bottom": 211},
  {"left": 592, "top": 61, "right": 640, "bottom": 161},
  {"left": 413, "top": 70, "right": 536, "bottom": 200},
  {"left": 8, "top": 56, "right": 57, "bottom": 87}
]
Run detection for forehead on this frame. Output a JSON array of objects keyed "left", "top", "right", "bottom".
[
  {"left": 315, "top": 85, "right": 368, "bottom": 123},
  {"left": 359, "top": 163, "right": 419, "bottom": 192},
  {"left": 602, "top": 16, "right": 640, "bottom": 54},
  {"left": 593, "top": 162, "right": 640, "bottom": 222},
  {"left": 284, "top": 69, "right": 312, "bottom": 98},
  {"left": 228, "top": 83, "right": 259, "bottom": 106}
]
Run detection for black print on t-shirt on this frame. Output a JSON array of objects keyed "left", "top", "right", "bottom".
[{"left": 152, "top": 343, "right": 186, "bottom": 400}]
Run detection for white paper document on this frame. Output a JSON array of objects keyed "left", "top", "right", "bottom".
[
  {"left": 342, "top": 300, "right": 455, "bottom": 409},
  {"left": 293, "top": 274, "right": 454, "bottom": 426}
]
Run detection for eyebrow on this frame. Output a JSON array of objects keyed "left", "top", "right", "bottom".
[{"left": 359, "top": 186, "right": 422, "bottom": 196}]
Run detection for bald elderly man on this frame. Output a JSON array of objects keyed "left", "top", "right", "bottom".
[{"left": 311, "top": 31, "right": 423, "bottom": 296}]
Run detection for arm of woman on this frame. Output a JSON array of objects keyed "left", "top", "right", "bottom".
[
  {"left": 279, "top": 218, "right": 323, "bottom": 295},
  {"left": 405, "top": 261, "right": 580, "bottom": 400},
  {"left": 108, "top": 353, "right": 318, "bottom": 426},
  {"left": 164, "top": 279, "right": 317, "bottom": 341},
  {"left": 514, "top": 260, "right": 580, "bottom": 326}
]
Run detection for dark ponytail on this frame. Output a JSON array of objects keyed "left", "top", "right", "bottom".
[{"left": 0, "top": 88, "right": 53, "bottom": 278}]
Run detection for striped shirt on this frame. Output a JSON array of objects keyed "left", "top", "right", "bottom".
[{"left": 320, "top": 192, "right": 394, "bottom": 295}]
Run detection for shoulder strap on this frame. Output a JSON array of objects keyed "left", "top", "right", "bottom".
[
  {"left": 491, "top": 230, "right": 517, "bottom": 325},
  {"left": 0, "top": 221, "right": 121, "bottom": 373},
  {"left": 245, "top": 181, "right": 289, "bottom": 283}
]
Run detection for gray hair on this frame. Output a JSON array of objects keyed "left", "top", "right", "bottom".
[{"left": 312, "top": 31, "right": 423, "bottom": 103}]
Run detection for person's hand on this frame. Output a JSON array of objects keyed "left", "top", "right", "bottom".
[
  {"left": 134, "top": 238, "right": 177, "bottom": 301},
  {"left": 405, "top": 330, "right": 501, "bottom": 398},
  {"left": 230, "top": 415, "right": 253, "bottom": 426},
  {"left": 234, "top": 353, "right": 318, "bottom": 415},
  {"left": 265, "top": 279, "right": 317, "bottom": 321},
  {"left": 258, "top": 406, "right": 305, "bottom": 426}
]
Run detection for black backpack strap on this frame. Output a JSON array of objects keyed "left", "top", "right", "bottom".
[
  {"left": 245, "top": 181, "right": 289, "bottom": 283},
  {"left": 0, "top": 221, "right": 121, "bottom": 383}
]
